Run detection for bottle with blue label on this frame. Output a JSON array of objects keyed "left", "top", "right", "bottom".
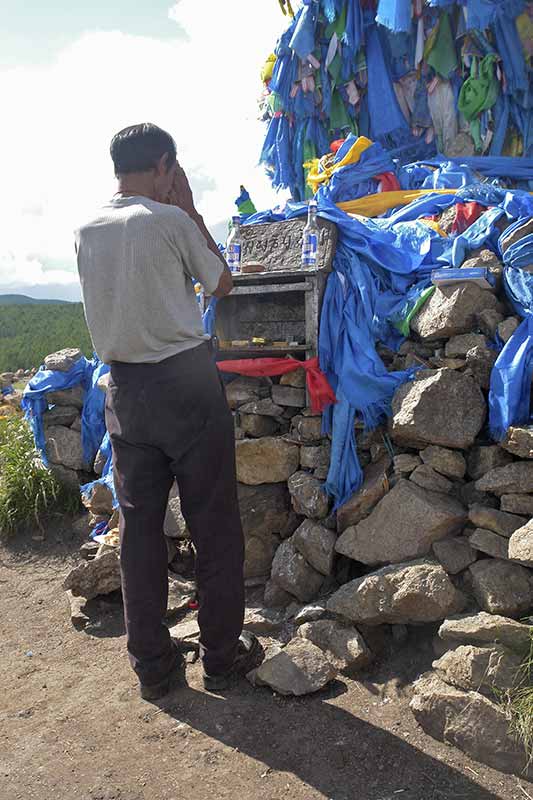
[
  {"left": 302, "top": 200, "right": 319, "bottom": 268},
  {"left": 226, "top": 215, "right": 242, "bottom": 274}
]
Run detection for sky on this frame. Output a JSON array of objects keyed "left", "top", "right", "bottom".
[{"left": 0, "top": 0, "right": 289, "bottom": 300}]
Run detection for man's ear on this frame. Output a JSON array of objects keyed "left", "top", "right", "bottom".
[{"left": 156, "top": 153, "right": 169, "bottom": 176}]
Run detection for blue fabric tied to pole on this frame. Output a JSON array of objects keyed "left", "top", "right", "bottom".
[
  {"left": 376, "top": 0, "right": 412, "bottom": 33},
  {"left": 289, "top": 0, "right": 318, "bottom": 60}
]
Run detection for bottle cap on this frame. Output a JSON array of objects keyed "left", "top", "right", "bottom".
[
  {"left": 232, "top": 215, "right": 241, "bottom": 224},
  {"left": 309, "top": 200, "right": 317, "bottom": 208}
]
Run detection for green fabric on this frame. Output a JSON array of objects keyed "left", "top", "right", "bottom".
[
  {"left": 426, "top": 13, "right": 458, "bottom": 78},
  {"left": 303, "top": 138, "right": 317, "bottom": 200},
  {"left": 329, "top": 89, "right": 355, "bottom": 134},
  {"left": 237, "top": 199, "right": 257, "bottom": 215},
  {"left": 395, "top": 286, "right": 436, "bottom": 336},
  {"left": 328, "top": 50, "right": 343, "bottom": 84},
  {"left": 325, "top": 4, "right": 347, "bottom": 39},
  {"left": 458, "top": 54, "right": 499, "bottom": 152}
]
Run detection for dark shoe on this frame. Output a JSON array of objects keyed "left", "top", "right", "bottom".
[
  {"left": 203, "top": 632, "right": 263, "bottom": 691},
  {"left": 139, "top": 642, "right": 184, "bottom": 702}
]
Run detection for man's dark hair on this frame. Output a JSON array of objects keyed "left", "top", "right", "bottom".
[{"left": 110, "top": 123, "right": 177, "bottom": 176}]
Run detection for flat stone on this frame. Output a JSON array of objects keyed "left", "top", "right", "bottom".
[
  {"left": 336, "top": 480, "right": 465, "bottom": 566},
  {"left": 293, "top": 603, "right": 327, "bottom": 625},
  {"left": 337, "top": 456, "right": 391, "bottom": 532},
  {"left": 410, "top": 465, "right": 452, "bottom": 494},
  {"left": 438, "top": 612, "right": 533, "bottom": 654},
  {"left": 469, "top": 559, "right": 533, "bottom": 617},
  {"left": 300, "top": 442, "right": 331, "bottom": 471},
  {"left": 169, "top": 617, "right": 200, "bottom": 641},
  {"left": 238, "top": 482, "right": 291, "bottom": 578},
  {"left": 290, "top": 415, "right": 323, "bottom": 444},
  {"left": 43, "top": 405, "right": 80, "bottom": 428},
  {"left": 476, "top": 308, "right": 504, "bottom": 339},
  {"left": 433, "top": 644, "right": 523, "bottom": 696},
  {"left": 468, "top": 504, "right": 525, "bottom": 537},
  {"left": 63, "top": 550, "right": 121, "bottom": 600},
  {"left": 419, "top": 446, "right": 466, "bottom": 479},
  {"left": 432, "top": 537, "right": 477, "bottom": 575},
  {"left": 270, "top": 539, "right": 324, "bottom": 603},
  {"left": 288, "top": 471, "right": 329, "bottom": 519},
  {"left": 502, "top": 426, "right": 533, "bottom": 459},
  {"left": 236, "top": 438, "right": 299, "bottom": 485},
  {"left": 44, "top": 348, "right": 83, "bottom": 372},
  {"left": 298, "top": 620, "right": 372, "bottom": 672},
  {"left": 292, "top": 519, "right": 337, "bottom": 576},
  {"left": 164, "top": 483, "right": 188, "bottom": 539},
  {"left": 251, "top": 638, "right": 337, "bottom": 696},
  {"left": 410, "top": 673, "right": 530, "bottom": 777},
  {"left": 467, "top": 446, "right": 513, "bottom": 481},
  {"left": 501, "top": 494, "right": 533, "bottom": 515},
  {"left": 468, "top": 529, "right": 509, "bottom": 560},
  {"left": 509, "top": 520, "right": 533, "bottom": 567},
  {"left": 327, "top": 559, "right": 465, "bottom": 626},
  {"left": 46, "top": 386, "right": 85, "bottom": 409},
  {"left": 393, "top": 453, "right": 421, "bottom": 475},
  {"left": 271, "top": 385, "right": 305, "bottom": 408},
  {"left": 498, "top": 317, "right": 521, "bottom": 344},
  {"left": 66, "top": 590, "right": 89, "bottom": 627},
  {"left": 411, "top": 284, "right": 498, "bottom": 341},
  {"left": 240, "top": 414, "right": 279, "bottom": 438},
  {"left": 466, "top": 345, "right": 497, "bottom": 390},
  {"left": 445, "top": 334, "right": 488, "bottom": 358},
  {"left": 239, "top": 398, "right": 284, "bottom": 417},
  {"left": 242, "top": 607, "right": 290, "bottom": 636},
  {"left": 280, "top": 370, "right": 306, "bottom": 388},
  {"left": 81, "top": 482, "right": 114, "bottom": 516},
  {"left": 225, "top": 376, "right": 270, "bottom": 410},
  {"left": 390, "top": 370, "right": 485, "bottom": 450},
  {"left": 45, "top": 425, "right": 85, "bottom": 471},
  {"left": 476, "top": 461, "right": 533, "bottom": 496}
]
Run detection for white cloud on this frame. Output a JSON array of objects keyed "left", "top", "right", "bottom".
[{"left": 0, "top": 1, "right": 288, "bottom": 298}]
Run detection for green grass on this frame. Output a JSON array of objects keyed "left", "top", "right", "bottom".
[
  {"left": 509, "top": 631, "right": 533, "bottom": 765},
  {"left": 0, "top": 416, "right": 80, "bottom": 537}
]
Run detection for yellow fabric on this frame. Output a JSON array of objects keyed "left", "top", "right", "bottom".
[
  {"left": 419, "top": 219, "right": 448, "bottom": 237},
  {"left": 305, "top": 135, "right": 374, "bottom": 192},
  {"left": 337, "top": 189, "right": 459, "bottom": 218},
  {"left": 261, "top": 53, "right": 277, "bottom": 84}
]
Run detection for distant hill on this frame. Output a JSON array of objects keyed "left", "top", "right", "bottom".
[
  {"left": 0, "top": 294, "right": 70, "bottom": 306},
  {"left": 0, "top": 303, "right": 92, "bottom": 372}
]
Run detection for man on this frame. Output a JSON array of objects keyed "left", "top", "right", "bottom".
[{"left": 75, "top": 123, "right": 259, "bottom": 700}]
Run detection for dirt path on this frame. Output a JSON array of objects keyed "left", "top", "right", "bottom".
[{"left": 1, "top": 518, "right": 533, "bottom": 800}]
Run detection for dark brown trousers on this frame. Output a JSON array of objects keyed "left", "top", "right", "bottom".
[{"left": 105, "top": 342, "right": 245, "bottom": 686}]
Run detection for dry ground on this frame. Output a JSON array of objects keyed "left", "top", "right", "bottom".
[{"left": 2, "top": 516, "right": 533, "bottom": 800}]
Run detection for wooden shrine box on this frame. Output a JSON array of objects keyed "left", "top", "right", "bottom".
[{"left": 214, "top": 217, "right": 337, "bottom": 361}]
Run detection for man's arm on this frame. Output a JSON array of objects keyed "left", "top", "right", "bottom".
[{"left": 168, "top": 164, "right": 233, "bottom": 298}]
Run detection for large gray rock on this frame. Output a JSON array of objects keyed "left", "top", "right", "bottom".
[
  {"left": 410, "top": 465, "right": 452, "bottom": 494},
  {"left": 469, "top": 559, "right": 533, "bottom": 617},
  {"left": 288, "top": 471, "right": 329, "bottom": 519},
  {"left": 466, "top": 345, "right": 498, "bottom": 390},
  {"left": 270, "top": 539, "right": 324, "bottom": 602},
  {"left": 337, "top": 456, "right": 391, "bottom": 532},
  {"left": 271, "top": 385, "right": 305, "bottom": 408},
  {"left": 509, "top": 520, "right": 533, "bottom": 567},
  {"left": 280, "top": 369, "right": 306, "bottom": 388},
  {"left": 468, "top": 504, "right": 525, "bottom": 537},
  {"left": 46, "top": 385, "right": 85, "bottom": 409},
  {"left": 292, "top": 519, "right": 337, "bottom": 576},
  {"left": 476, "top": 462, "right": 533, "bottom": 496},
  {"left": 433, "top": 644, "right": 522, "bottom": 697},
  {"left": 393, "top": 453, "right": 421, "bottom": 476},
  {"left": 498, "top": 317, "right": 520, "bottom": 344},
  {"left": 239, "top": 398, "right": 284, "bottom": 417},
  {"left": 502, "top": 426, "right": 533, "bottom": 459},
  {"left": 468, "top": 529, "right": 509, "bottom": 560},
  {"left": 445, "top": 333, "right": 487, "bottom": 358},
  {"left": 81, "top": 482, "right": 114, "bottom": 516},
  {"left": 432, "top": 537, "right": 477, "bottom": 575},
  {"left": 335, "top": 480, "right": 465, "bottom": 566},
  {"left": 164, "top": 483, "right": 188, "bottom": 539},
  {"left": 263, "top": 579, "right": 294, "bottom": 608},
  {"left": 477, "top": 308, "right": 504, "bottom": 339},
  {"left": 390, "top": 370, "right": 485, "bottom": 450},
  {"left": 300, "top": 442, "right": 331, "bottom": 471},
  {"left": 410, "top": 673, "right": 529, "bottom": 777},
  {"left": 438, "top": 612, "right": 533, "bottom": 654},
  {"left": 411, "top": 284, "right": 498, "bottom": 341},
  {"left": 45, "top": 425, "right": 85, "bottom": 471},
  {"left": 236, "top": 438, "right": 299, "bottom": 485},
  {"left": 419, "top": 446, "right": 466, "bottom": 479},
  {"left": 298, "top": 620, "right": 372, "bottom": 672},
  {"left": 50, "top": 464, "right": 80, "bottom": 491},
  {"left": 239, "top": 414, "right": 279, "bottom": 438},
  {"left": 238, "top": 482, "right": 291, "bottom": 578},
  {"left": 63, "top": 550, "right": 121, "bottom": 599},
  {"left": 455, "top": 481, "right": 499, "bottom": 509},
  {"left": 290, "top": 415, "right": 323, "bottom": 444},
  {"left": 466, "top": 445, "right": 513, "bottom": 481},
  {"left": 327, "top": 559, "right": 465, "bottom": 626},
  {"left": 44, "top": 348, "right": 83, "bottom": 372},
  {"left": 225, "top": 376, "right": 270, "bottom": 410},
  {"left": 501, "top": 494, "right": 533, "bottom": 515},
  {"left": 251, "top": 638, "right": 337, "bottom": 696}
]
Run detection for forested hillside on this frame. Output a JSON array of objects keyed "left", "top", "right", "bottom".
[{"left": 0, "top": 304, "right": 92, "bottom": 372}]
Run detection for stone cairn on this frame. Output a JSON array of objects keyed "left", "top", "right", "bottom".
[{"left": 44, "top": 237, "right": 533, "bottom": 776}]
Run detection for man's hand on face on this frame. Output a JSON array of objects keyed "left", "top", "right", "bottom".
[{"left": 167, "top": 164, "right": 196, "bottom": 214}]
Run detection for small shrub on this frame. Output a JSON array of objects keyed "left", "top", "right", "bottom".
[
  {"left": 509, "top": 631, "right": 533, "bottom": 766},
  {"left": 0, "top": 415, "right": 80, "bottom": 536}
]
